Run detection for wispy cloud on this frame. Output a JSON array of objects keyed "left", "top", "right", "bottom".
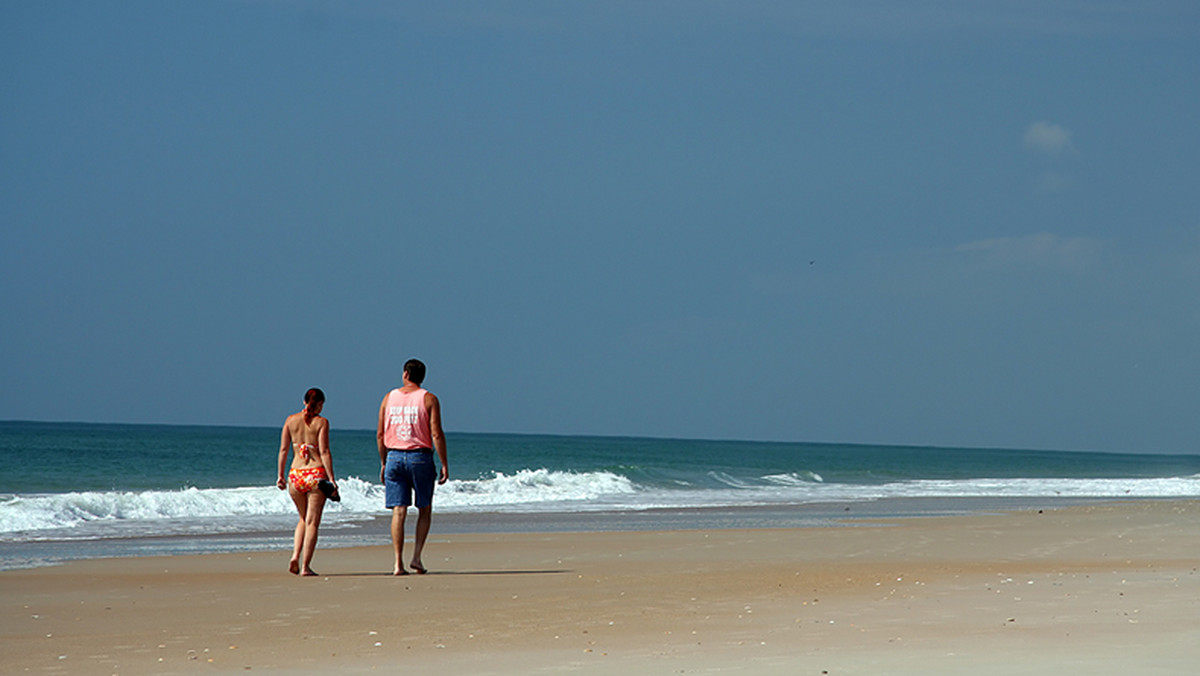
[
  {"left": 725, "top": 1, "right": 1199, "bottom": 40},
  {"left": 240, "top": 1, "right": 1200, "bottom": 40},
  {"left": 955, "top": 233, "right": 1103, "bottom": 271},
  {"left": 1033, "top": 170, "right": 1074, "bottom": 194},
  {"left": 1023, "top": 121, "right": 1074, "bottom": 156}
]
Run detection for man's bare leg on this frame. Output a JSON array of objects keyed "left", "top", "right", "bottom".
[
  {"left": 390, "top": 506, "right": 409, "bottom": 575},
  {"left": 410, "top": 507, "right": 432, "bottom": 574}
]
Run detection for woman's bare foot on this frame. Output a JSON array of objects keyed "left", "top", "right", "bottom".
[
  {"left": 300, "top": 568, "right": 318, "bottom": 577},
  {"left": 392, "top": 566, "right": 409, "bottom": 576},
  {"left": 289, "top": 560, "right": 300, "bottom": 575},
  {"left": 410, "top": 561, "right": 427, "bottom": 575}
]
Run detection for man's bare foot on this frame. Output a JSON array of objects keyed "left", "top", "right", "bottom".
[
  {"left": 410, "top": 561, "right": 427, "bottom": 575},
  {"left": 289, "top": 560, "right": 300, "bottom": 575}
]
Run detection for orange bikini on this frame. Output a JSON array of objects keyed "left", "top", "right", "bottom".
[
  {"left": 294, "top": 443, "right": 317, "bottom": 462},
  {"left": 289, "top": 443, "right": 326, "bottom": 493},
  {"left": 288, "top": 465, "right": 328, "bottom": 493}
]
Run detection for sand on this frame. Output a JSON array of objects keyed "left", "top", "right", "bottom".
[{"left": 3, "top": 500, "right": 1198, "bottom": 675}]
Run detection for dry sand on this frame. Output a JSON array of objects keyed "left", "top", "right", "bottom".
[{"left": 3, "top": 500, "right": 1198, "bottom": 675}]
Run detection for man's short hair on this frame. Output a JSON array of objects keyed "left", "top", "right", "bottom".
[{"left": 404, "top": 359, "right": 426, "bottom": 385}]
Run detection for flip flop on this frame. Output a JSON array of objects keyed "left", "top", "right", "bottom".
[{"left": 318, "top": 480, "right": 340, "bottom": 502}]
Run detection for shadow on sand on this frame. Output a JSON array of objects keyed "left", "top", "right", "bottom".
[{"left": 318, "top": 569, "right": 573, "bottom": 577}]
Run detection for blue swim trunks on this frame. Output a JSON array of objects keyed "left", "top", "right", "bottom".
[{"left": 384, "top": 449, "right": 436, "bottom": 509}]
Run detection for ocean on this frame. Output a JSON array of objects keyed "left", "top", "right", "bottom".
[{"left": 3, "top": 421, "right": 1198, "bottom": 570}]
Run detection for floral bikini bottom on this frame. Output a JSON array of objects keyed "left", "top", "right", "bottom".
[{"left": 288, "top": 466, "right": 329, "bottom": 493}]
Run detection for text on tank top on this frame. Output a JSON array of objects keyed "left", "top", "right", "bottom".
[{"left": 383, "top": 388, "right": 433, "bottom": 450}]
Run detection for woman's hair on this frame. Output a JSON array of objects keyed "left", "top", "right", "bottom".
[{"left": 303, "top": 388, "right": 325, "bottom": 423}]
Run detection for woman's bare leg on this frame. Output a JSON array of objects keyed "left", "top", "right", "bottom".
[
  {"left": 299, "top": 491, "right": 327, "bottom": 576},
  {"left": 288, "top": 485, "right": 308, "bottom": 574}
]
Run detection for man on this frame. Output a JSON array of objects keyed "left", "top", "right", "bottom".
[{"left": 377, "top": 358, "right": 449, "bottom": 575}]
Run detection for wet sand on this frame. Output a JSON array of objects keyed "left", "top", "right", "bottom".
[{"left": 3, "top": 500, "right": 1198, "bottom": 674}]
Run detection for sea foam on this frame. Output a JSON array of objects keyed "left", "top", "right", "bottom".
[
  {"left": 3, "top": 470, "right": 1198, "bottom": 542},
  {"left": 0, "top": 470, "right": 639, "bottom": 540}
]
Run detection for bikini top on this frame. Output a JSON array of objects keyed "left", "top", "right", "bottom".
[{"left": 294, "top": 443, "right": 317, "bottom": 462}]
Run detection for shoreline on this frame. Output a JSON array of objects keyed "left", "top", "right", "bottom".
[
  {"left": 3, "top": 499, "right": 1198, "bottom": 674},
  {"left": 1, "top": 495, "right": 1129, "bottom": 571}
]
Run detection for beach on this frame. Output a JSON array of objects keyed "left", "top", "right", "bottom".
[{"left": 3, "top": 500, "right": 1197, "bottom": 675}]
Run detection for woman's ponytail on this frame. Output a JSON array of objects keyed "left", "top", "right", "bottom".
[{"left": 303, "top": 388, "right": 325, "bottom": 423}]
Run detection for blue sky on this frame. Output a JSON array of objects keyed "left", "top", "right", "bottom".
[{"left": 3, "top": 1, "right": 1198, "bottom": 453}]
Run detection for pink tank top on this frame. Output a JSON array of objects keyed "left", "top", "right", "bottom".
[{"left": 382, "top": 388, "right": 433, "bottom": 450}]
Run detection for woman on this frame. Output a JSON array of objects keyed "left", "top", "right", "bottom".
[{"left": 277, "top": 387, "right": 339, "bottom": 576}]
